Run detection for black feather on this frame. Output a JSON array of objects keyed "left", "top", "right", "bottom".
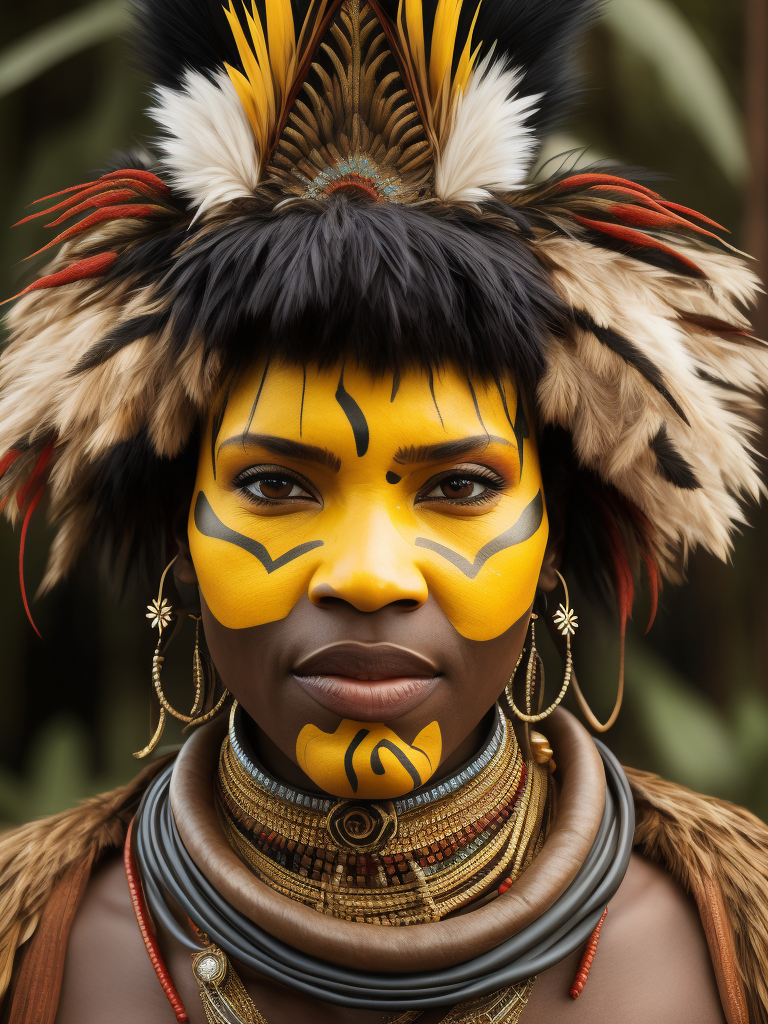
[
  {"left": 152, "top": 195, "right": 567, "bottom": 391},
  {"left": 649, "top": 423, "right": 700, "bottom": 490},
  {"left": 573, "top": 310, "right": 690, "bottom": 426}
]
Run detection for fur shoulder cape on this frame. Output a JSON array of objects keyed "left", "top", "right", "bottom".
[{"left": 0, "top": 762, "right": 766, "bottom": 1022}]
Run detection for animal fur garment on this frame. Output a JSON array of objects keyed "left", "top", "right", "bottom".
[
  {"left": 0, "top": 0, "right": 766, "bottom": 626},
  {"left": 628, "top": 766, "right": 768, "bottom": 1024},
  {"left": 0, "top": 756, "right": 173, "bottom": 1007}
]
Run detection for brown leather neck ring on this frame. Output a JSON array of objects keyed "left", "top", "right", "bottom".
[{"left": 169, "top": 707, "right": 606, "bottom": 973}]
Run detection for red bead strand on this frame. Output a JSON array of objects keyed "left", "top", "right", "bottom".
[
  {"left": 124, "top": 817, "right": 189, "bottom": 1023},
  {"left": 569, "top": 907, "right": 608, "bottom": 999}
]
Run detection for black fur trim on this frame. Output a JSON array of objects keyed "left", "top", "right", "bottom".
[
  {"left": 109, "top": 195, "right": 569, "bottom": 390},
  {"left": 649, "top": 424, "right": 700, "bottom": 490},
  {"left": 573, "top": 310, "right": 690, "bottom": 426}
]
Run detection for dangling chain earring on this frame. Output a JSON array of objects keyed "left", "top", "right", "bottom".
[
  {"left": 506, "top": 571, "right": 578, "bottom": 724},
  {"left": 134, "top": 556, "right": 229, "bottom": 759}
]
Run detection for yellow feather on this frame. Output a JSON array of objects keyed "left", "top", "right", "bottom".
[
  {"left": 266, "top": 0, "right": 296, "bottom": 102},
  {"left": 245, "top": 4, "right": 275, "bottom": 123},
  {"left": 402, "top": 0, "right": 430, "bottom": 107},
  {"left": 224, "top": 63, "right": 262, "bottom": 143},
  {"left": 453, "top": 2, "right": 482, "bottom": 96}
]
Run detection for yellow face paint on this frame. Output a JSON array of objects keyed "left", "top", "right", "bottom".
[
  {"left": 296, "top": 719, "right": 442, "bottom": 799},
  {"left": 189, "top": 360, "right": 548, "bottom": 641}
]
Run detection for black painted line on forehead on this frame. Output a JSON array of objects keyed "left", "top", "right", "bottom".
[
  {"left": 386, "top": 471, "right": 402, "bottom": 484},
  {"left": 390, "top": 370, "right": 400, "bottom": 402},
  {"left": 513, "top": 395, "right": 529, "bottom": 480},
  {"left": 194, "top": 492, "right": 323, "bottom": 572},
  {"left": 393, "top": 435, "right": 512, "bottom": 465},
  {"left": 210, "top": 381, "right": 232, "bottom": 481},
  {"left": 335, "top": 368, "right": 369, "bottom": 456},
  {"left": 467, "top": 378, "right": 486, "bottom": 432},
  {"left": 428, "top": 368, "right": 444, "bottom": 428},
  {"left": 415, "top": 490, "right": 544, "bottom": 579},
  {"left": 299, "top": 366, "right": 306, "bottom": 437},
  {"left": 245, "top": 356, "right": 271, "bottom": 434},
  {"left": 345, "top": 728, "right": 369, "bottom": 793}
]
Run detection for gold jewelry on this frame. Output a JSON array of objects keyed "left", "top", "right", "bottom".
[
  {"left": 134, "top": 556, "right": 229, "bottom": 758},
  {"left": 506, "top": 571, "right": 577, "bottom": 724},
  {"left": 192, "top": 945, "right": 268, "bottom": 1024},
  {"left": 216, "top": 707, "right": 550, "bottom": 925},
  {"left": 194, "top": 942, "right": 535, "bottom": 1024}
]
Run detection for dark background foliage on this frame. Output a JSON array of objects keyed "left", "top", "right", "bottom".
[{"left": 0, "top": 0, "right": 766, "bottom": 821}]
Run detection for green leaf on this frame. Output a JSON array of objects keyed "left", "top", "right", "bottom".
[
  {"left": 0, "top": 1, "right": 129, "bottom": 100},
  {"left": 604, "top": 0, "right": 747, "bottom": 185}
]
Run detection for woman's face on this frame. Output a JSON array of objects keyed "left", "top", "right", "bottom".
[{"left": 182, "top": 361, "right": 550, "bottom": 799}]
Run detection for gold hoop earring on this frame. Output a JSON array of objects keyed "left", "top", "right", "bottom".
[
  {"left": 134, "top": 556, "right": 229, "bottom": 758},
  {"left": 505, "top": 571, "right": 577, "bottom": 724}
]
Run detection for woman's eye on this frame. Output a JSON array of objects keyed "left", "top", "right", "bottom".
[
  {"left": 429, "top": 476, "right": 488, "bottom": 500},
  {"left": 244, "top": 477, "right": 312, "bottom": 501}
]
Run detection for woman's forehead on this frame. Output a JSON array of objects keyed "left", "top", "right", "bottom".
[{"left": 214, "top": 361, "right": 524, "bottom": 457}]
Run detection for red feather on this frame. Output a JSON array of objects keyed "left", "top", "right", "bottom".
[
  {"left": 0, "top": 449, "right": 22, "bottom": 483},
  {"left": 45, "top": 190, "right": 136, "bottom": 227},
  {"left": 99, "top": 168, "right": 172, "bottom": 194},
  {"left": 1, "top": 252, "right": 118, "bottom": 305},
  {"left": 607, "top": 203, "right": 721, "bottom": 242},
  {"left": 571, "top": 214, "right": 704, "bottom": 275},
  {"left": 16, "top": 178, "right": 165, "bottom": 226},
  {"left": 657, "top": 201, "right": 727, "bottom": 233},
  {"left": 558, "top": 173, "right": 661, "bottom": 198},
  {"left": 19, "top": 486, "right": 44, "bottom": 637},
  {"left": 28, "top": 205, "right": 160, "bottom": 258},
  {"left": 17, "top": 440, "right": 54, "bottom": 510}
]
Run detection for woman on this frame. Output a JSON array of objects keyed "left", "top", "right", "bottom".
[{"left": 1, "top": 1, "right": 767, "bottom": 1021}]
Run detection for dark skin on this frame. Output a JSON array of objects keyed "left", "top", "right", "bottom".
[
  {"left": 174, "top": 522, "right": 563, "bottom": 790},
  {"left": 47, "top": 521, "right": 726, "bottom": 1023}
]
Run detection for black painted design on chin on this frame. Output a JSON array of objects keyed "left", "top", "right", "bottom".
[
  {"left": 386, "top": 471, "right": 401, "bottom": 484},
  {"left": 194, "top": 492, "right": 323, "bottom": 572},
  {"left": 415, "top": 490, "right": 544, "bottom": 579},
  {"left": 245, "top": 356, "right": 271, "bottom": 434},
  {"left": 513, "top": 396, "right": 529, "bottom": 479},
  {"left": 428, "top": 368, "right": 444, "bottom": 428},
  {"left": 336, "top": 368, "right": 369, "bottom": 456},
  {"left": 345, "top": 728, "right": 369, "bottom": 793},
  {"left": 371, "top": 740, "right": 423, "bottom": 789}
]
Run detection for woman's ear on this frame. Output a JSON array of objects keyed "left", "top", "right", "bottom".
[
  {"left": 173, "top": 509, "right": 198, "bottom": 586},
  {"left": 538, "top": 502, "right": 564, "bottom": 594}
]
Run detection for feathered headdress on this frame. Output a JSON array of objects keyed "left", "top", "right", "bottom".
[{"left": 0, "top": 0, "right": 765, "bottom": 639}]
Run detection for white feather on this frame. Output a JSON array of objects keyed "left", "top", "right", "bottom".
[
  {"left": 435, "top": 55, "right": 541, "bottom": 202},
  {"left": 150, "top": 69, "right": 260, "bottom": 217}
]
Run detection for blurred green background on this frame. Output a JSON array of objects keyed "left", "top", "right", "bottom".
[{"left": 0, "top": 0, "right": 766, "bottom": 823}]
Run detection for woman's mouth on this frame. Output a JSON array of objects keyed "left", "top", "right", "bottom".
[{"left": 292, "top": 642, "right": 441, "bottom": 721}]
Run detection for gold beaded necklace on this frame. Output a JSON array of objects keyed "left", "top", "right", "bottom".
[{"left": 216, "top": 704, "right": 551, "bottom": 925}]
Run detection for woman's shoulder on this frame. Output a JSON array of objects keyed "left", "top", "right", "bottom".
[
  {"left": 0, "top": 756, "right": 173, "bottom": 1022},
  {"left": 627, "top": 765, "right": 768, "bottom": 1024}
]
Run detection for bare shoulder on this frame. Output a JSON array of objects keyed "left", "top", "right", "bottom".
[
  {"left": 54, "top": 851, "right": 176, "bottom": 1024},
  {"left": 521, "top": 852, "right": 725, "bottom": 1024}
]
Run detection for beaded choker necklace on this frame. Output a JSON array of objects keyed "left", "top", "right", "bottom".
[{"left": 216, "top": 704, "right": 551, "bottom": 925}]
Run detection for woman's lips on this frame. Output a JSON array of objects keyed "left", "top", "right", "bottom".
[{"left": 292, "top": 642, "right": 441, "bottom": 721}]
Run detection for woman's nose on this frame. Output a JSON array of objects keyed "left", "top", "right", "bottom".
[{"left": 307, "top": 510, "right": 429, "bottom": 612}]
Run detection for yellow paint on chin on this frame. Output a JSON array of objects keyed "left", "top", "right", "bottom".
[
  {"left": 189, "top": 360, "right": 548, "bottom": 640},
  {"left": 296, "top": 719, "right": 442, "bottom": 799}
]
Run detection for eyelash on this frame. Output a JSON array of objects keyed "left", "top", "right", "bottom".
[
  {"left": 415, "top": 466, "right": 507, "bottom": 506},
  {"left": 233, "top": 466, "right": 318, "bottom": 506}
]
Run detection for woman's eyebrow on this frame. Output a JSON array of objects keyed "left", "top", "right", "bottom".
[
  {"left": 392, "top": 435, "right": 512, "bottom": 465},
  {"left": 218, "top": 432, "right": 341, "bottom": 472}
]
